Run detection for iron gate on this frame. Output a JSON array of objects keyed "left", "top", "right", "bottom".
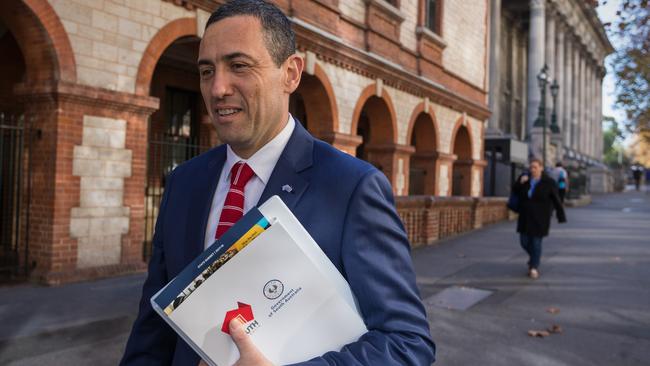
[
  {"left": 0, "top": 112, "right": 31, "bottom": 278},
  {"left": 143, "top": 87, "right": 210, "bottom": 261},
  {"left": 143, "top": 135, "right": 210, "bottom": 260}
]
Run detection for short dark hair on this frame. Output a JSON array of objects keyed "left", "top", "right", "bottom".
[
  {"left": 205, "top": 0, "right": 296, "bottom": 67},
  {"left": 529, "top": 158, "right": 543, "bottom": 167},
  {"left": 555, "top": 162, "right": 563, "bottom": 167}
]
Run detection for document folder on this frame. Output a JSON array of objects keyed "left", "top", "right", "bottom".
[{"left": 151, "top": 196, "right": 367, "bottom": 366}]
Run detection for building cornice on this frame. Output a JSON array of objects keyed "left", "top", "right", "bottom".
[
  {"left": 292, "top": 18, "right": 490, "bottom": 121},
  {"left": 14, "top": 81, "right": 160, "bottom": 115}
]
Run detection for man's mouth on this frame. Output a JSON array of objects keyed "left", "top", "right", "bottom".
[{"left": 216, "top": 108, "right": 241, "bottom": 117}]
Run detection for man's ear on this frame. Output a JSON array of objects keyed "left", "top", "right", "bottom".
[{"left": 283, "top": 54, "right": 304, "bottom": 94}]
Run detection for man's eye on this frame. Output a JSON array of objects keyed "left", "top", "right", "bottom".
[
  {"left": 232, "top": 63, "right": 248, "bottom": 70},
  {"left": 199, "top": 69, "right": 213, "bottom": 78}
]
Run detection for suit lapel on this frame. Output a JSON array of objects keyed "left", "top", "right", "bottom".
[
  {"left": 184, "top": 147, "right": 226, "bottom": 262},
  {"left": 258, "top": 122, "right": 313, "bottom": 211}
]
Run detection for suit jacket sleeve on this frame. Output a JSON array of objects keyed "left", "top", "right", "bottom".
[
  {"left": 289, "top": 170, "right": 436, "bottom": 366},
  {"left": 120, "top": 172, "right": 177, "bottom": 365}
]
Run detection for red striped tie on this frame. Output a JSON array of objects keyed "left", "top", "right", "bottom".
[{"left": 215, "top": 162, "right": 255, "bottom": 239}]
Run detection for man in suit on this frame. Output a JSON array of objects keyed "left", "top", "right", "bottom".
[{"left": 121, "top": 0, "right": 435, "bottom": 365}]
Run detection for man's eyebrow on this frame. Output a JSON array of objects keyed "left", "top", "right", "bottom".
[
  {"left": 197, "top": 52, "right": 255, "bottom": 66},
  {"left": 224, "top": 52, "right": 256, "bottom": 62}
]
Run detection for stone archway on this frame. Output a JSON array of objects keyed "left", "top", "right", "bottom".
[
  {"left": 407, "top": 105, "right": 439, "bottom": 195},
  {"left": 142, "top": 33, "right": 217, "bottom": 260},
  {"left": 0, "top": 0, "right": 77, "bottom": 280},
  {"left": 451, "top": 122, "right": 473, "bottom": 196},
  {"left": 350, "top": 84, "right": 407, "bottom": 193},
  {"left": 290, "top": 64, "right": 338, "bottom": 140},
  {"left": 0, "top": 0, "right": 76, "bottom": 85},
  {"left": 135, "top": 17, "right": 197, "bottom": 96}
]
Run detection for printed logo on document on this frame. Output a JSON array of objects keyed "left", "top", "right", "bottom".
[
  {"left": 263, "top": 279, "right": 284, "bottom": 300},
  {"left": 221, "top": 302, "right": 260, "bottom": 335}
]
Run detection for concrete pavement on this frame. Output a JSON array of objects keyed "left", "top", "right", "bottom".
[
  {"left": 0, "top": 190, "right": 648, "bottom": 365},
  {"left": 413, "top": 189, "right": 650, "bottom": 365}
]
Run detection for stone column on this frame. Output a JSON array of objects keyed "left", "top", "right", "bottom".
[
  {"left": 551, "top": 17, "right": 565, "bottom": 163},
  {"left": 518, "top": 32, "right": 528, "bottom": 141},
  {"left": 582, "top": 60, "right": 592, "bottom": 155},
  {"left": 587, "top": 60, "right": 596, "bottom": 157},
  {"left": 578, "top": 49, "right": 586, "bottom": 154},
  {"left": 545, "top": 8, "right": 556, "bottom": 120},
  {"left": 570, "top": 38, "right": 580, "bottom": 150},
  {"left": 488, "top": 0, "right": 502, "bottom": 132},
  {"left": 526, "top": 0, "right": 546, "bottom": 140},
  {"left": 597, "top": 69, "right": 604, "bottom": 158},
  {"left": 563, "top": 33, "right": 573, "bottom": 147},
  {"left": 365, "top": 143, "right": 415, "bottom": 196},
  {"left": 589, "top": 62, "right": 596, "bottom": 157},
  {"left": 436, "top": 153, "right": 456, "bottom": 197},
  {"left": 510, "top": 29, "right": 519, "bottom": 135},
  {"left": 555, "top": 20, "right": 565, "bottom": 136}
]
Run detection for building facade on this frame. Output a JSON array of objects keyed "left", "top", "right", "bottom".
[
  {"left": 484, "top": 0, "right": 613, "bottom": 197},
  {"left": 0, "top": 0, "right": 490, "bottom": 283}
]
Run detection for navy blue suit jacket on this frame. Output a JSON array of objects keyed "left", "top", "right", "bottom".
[{"left": 121, "top": 122, "right": 435, "bottom": 365}]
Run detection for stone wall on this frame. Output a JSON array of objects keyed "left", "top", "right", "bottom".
[
  {"left": 51, "top": 0, "right": 196, "bottom": 93},
  {"left": 70, "top": 116, "right": 132, "bottom": 268}
]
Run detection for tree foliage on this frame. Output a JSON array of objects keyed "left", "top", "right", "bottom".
[
  {"left": 602, "top": 116, "right": 629, "bottom": 167},
  {"left": 605, "top": 0, "right": 650, "bottom": 135}
]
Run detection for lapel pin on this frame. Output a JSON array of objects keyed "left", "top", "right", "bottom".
[{"left": 282, "top": 184, "right": 293, "bottom": 193}]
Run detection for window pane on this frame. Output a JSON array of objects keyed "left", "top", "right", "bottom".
[{"left": 426, "top": 0, "right": 437, "bottom": 32}]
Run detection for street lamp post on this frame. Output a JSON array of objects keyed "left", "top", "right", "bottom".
[
  {"left": 534, "top": 64, "right": 549, "bottom": 168},
  {"left": 550, "top": 79, "right": 560, "bottom": 134}
]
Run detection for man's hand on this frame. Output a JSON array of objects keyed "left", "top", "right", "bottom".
[
  {"left": 199, "top": 319, "right": 274, "bottom": 366},
  {"left": 520, "top": 175, "right": 529, "bottom": 184},
  {"left": 230, "top": 318, "right": 274, "bottom": 366}
]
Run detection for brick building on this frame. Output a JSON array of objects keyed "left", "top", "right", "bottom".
[{"left": 0, "top": 0, "right": 491, "bottom": 283}]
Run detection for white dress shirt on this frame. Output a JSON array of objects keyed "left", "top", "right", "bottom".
[{"left": 203, "top": 115, "right": 296, "bottom": 248}]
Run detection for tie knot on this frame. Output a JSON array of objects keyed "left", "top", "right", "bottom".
[{"left": 229, "top": 162, "right": 255, "bottom": 188}]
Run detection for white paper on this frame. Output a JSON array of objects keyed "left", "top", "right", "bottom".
[{"left": 155, "top": 218, "right": 367, "bottom": 365}]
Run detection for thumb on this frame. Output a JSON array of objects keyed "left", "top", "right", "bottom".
[{"left": 229, "top": 318, "right": 257, "bottom": 356}]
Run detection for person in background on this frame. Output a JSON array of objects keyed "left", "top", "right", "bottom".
[
  {"left": 513, "top": 158, "right": 567, "bottom": 279},
  {"left": 632, "top": 166, "right": 643, "bottom": 191},
  {"left": 551, "top": 162, "right": 569, "bottom": 203}
]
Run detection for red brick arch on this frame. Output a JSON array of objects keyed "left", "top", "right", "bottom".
[
  {"left": 450, "top": 116, "right": 475, "bottom": 196},
  {"left": 135, "top": 17, "right": 198, "bottom": 96},
  {"left": 450, "top": 116, "right": 474, "bottom": 159},
  {"left": 294, "top": 63, "right": 339, "bottom": 137},
  {"left": 406, "top": 102, "right": 440, "bottom": 150},
  {"left": 0, "top": 0, "right": 76, "bottom": 82},
  {"left": 350, "top": 83, "right": 398, "bottom": 144}
]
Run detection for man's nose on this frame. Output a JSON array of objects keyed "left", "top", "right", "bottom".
[{"left": 210, "top": 69, "right": 233, "bottom": 99}]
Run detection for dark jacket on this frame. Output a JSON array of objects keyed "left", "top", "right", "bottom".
[
  {"left": 121, "top": 122, "right": 435, "bottom": 365},
  {"left": 513, "top": 173, "right": 566, "bottom": 237}
]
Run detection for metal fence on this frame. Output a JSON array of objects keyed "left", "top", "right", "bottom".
[
  {"left": 0, "top": 112, "right": 31, "bottom": 279},
  {"left": 143, "top": 132, "right": 210, "bottom": 261}
]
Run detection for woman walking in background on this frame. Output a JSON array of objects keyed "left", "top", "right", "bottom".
[{"left": 513, "top": 158, "right": 567, "bottom": 279}]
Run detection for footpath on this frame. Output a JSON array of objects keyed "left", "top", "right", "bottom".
[{"left": 0, "top": 190, "right": 648, "bottom": 365}]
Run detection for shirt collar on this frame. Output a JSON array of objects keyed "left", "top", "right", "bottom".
[{"left": 224, "top": 115, "right": 296, "bottom": 185}]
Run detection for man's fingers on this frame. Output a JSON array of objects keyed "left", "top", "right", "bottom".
[{"left": 229, "top": 318, "right": 256, "bottom": 356}]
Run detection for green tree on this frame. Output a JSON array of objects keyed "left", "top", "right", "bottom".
[
  {"left": 602, "top": 116, "right": 627, "bottom": 167},
  {"left": 605, "top": 0, "right": 650, "bottom": 136}
]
